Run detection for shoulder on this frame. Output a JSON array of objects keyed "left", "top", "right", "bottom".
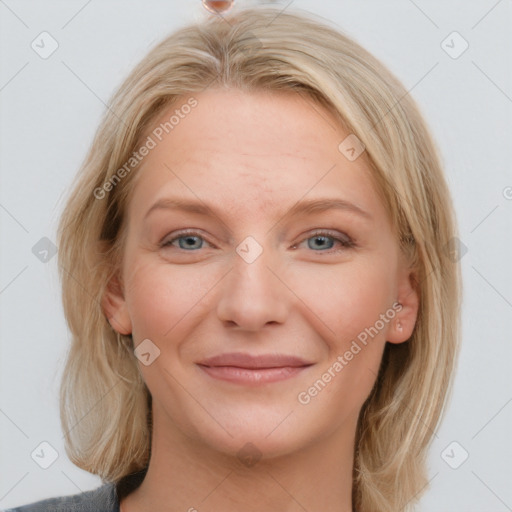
[{"left": 2, "top": 482, "right": 118, "bottom": 512}]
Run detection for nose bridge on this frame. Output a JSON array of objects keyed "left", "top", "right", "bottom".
[
  {"left": 232, "top": 241, "right": 275, "bottom": 293},
  {"left": 216, "top": 237, "right": 289, "bottom": 330}
]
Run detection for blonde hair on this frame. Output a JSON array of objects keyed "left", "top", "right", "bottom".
[{"left": 57, "top": 6, "right": 462, "bottom": 511}]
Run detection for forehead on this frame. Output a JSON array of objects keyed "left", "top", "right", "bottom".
[{"left": 128, "top": 88, "right": 388, "bottom": 224}]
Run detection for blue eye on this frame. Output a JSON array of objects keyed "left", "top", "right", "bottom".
[
  {"left": 161, "top": 232, "right": 207, "bottom": 250},
  {"left": 307, "top": 235, "right": 335, "bottom": 250},
  {"left": 161, "top": 230, "right": 355, "bottom": 253},
  {"left": 301, "top": 231, "right": 355, "bottom": 253}
]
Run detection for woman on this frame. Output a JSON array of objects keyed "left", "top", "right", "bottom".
[{"left": 6, "top": 5, "right": 462, "bottom": 512}]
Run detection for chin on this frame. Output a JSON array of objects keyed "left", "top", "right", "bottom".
[{"left": 177, "top": 401, "right": 322, "bottom": 463}]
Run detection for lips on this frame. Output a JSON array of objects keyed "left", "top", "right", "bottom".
[
  {"left": 196, "top": 353, "right": 313, "bottom": 385},
  {"left": 199, "top": 352, "right": 312, "bottom": 369}
]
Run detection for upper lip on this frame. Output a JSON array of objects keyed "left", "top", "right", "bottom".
[{"left": 198, "top": 353, "right": 313, "bottom": 369}]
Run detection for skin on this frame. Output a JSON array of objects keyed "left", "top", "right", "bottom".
[{"left": 103, "top": 88, "right": 419, "bottom": 512}]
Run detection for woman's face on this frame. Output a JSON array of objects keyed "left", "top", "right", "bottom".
[{"left": 105, "top": 88, "right": 418, "bottom": 459}]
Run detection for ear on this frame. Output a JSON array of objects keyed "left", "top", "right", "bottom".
[
  {"left": 387, "top": 257, "right": 420, "bottom": 345},
  {"left": 101, "top": 272, "right": 132, "bottom": 335}
]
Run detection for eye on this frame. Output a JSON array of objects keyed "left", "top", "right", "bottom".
[
  {"left": 294, "top": 230, "right": 356, "bottom": 253},
  {"left": 159, "top": 229, "right": 356, "bottom": 254},
  {"left": 160, "top": 230, "right": 211, "bottom": 251}
]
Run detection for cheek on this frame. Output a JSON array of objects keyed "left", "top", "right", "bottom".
[
  {"left": 292, "top": 259, "right": 395, "bottom": 418},
  {"left": 291, "top": 261, "right": 391, "bottom": 421},
  {"left": 287, "top": 257, "right": 395, "bottom": 348},
  {"left": 124, "top": 257, "right": 217, "bottom": 341}
]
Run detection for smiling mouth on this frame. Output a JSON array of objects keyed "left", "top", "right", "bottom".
[{"left": 196, "top": 353, "right": 314, "bottom": 385}]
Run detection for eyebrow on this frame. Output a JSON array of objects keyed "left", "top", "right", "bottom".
[{"left": 144, "top": 197, "right": 373, "bottom": 221}]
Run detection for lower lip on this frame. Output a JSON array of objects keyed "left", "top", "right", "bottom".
[{"left": 198, "top": 365, "right": 309, "bottom": 385}]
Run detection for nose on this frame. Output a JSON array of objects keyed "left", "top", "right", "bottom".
[{"left": 216, "top": 247, "right": 289, "bottom": 332}]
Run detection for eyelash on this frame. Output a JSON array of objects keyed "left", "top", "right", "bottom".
[{"left": 160, "top": 229, "right": 356, "bottom": 254}]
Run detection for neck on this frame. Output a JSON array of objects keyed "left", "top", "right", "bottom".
[{"left": 120, "top": 407, "right": 357, "bottom": 512}]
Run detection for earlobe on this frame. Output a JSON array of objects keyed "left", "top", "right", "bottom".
[{"left": 101, "top": 273, "right": 132, "bottom": 335}]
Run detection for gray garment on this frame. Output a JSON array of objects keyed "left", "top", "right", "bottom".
[
  {"left": 2, "top": 469, "right": 146, "bottom": 512},
  {"left": 2, "top": 483, "right": 119, "bottom": 512}
]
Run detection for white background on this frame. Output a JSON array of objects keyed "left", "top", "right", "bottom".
[{"left": 1, "top": 0, "right": 511, "bottom": 510}]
